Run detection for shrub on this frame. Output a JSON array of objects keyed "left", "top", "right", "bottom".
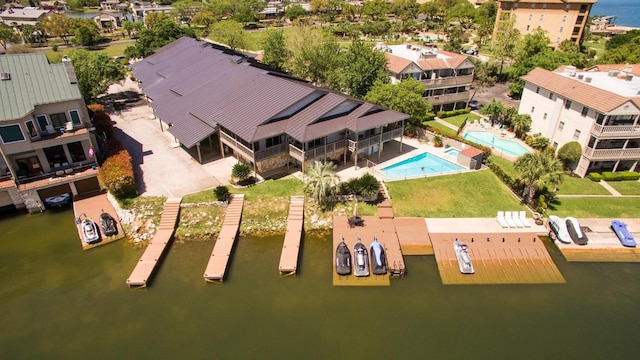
[
  {"left": 436, "top": 109, "right": 471, "bottom": 118},
  {"left": 213, "top": 185, "right": 231, "bottom": 202},
  {"left": 98, "top": 148, "right": 137, "bottom": 199},
  {"left": 231, "top": 162, "right": 251, "bottom": 182},
  {"left": 51, "top": 44, "right": 58, "bottom": 52},
  {"left": 587, "top": 172, "right": 602, "bottom": 182},
  {"left": 525, "top": 133, "right": 550, "bottom": 150},
  {"left": 602, "top": 171, "right": 640, "bottom": 181},
  {"left": 87, "top": 104, "right": 115, "bottom": 140},
  {"left": 338, "top": 173, "right": 379, "bottom": 199},
  {"left": 619, "top": 171, "right": 640, "bottom": 180},
  {"left": 557, "top": 141, "right": 582, "bottom": 169},
  {"left": 425, "top": 112, "right": 436, "bottom": 121}
]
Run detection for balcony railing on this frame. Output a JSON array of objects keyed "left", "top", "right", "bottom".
[
  {"left": 421, "top": 74, "right": 474, "bottom": 87},
  {"left": 349, "top": 128, "right": 404, "bottom": 152},
  {"left": 427, "top": 92, "right": 470, "bottom": 105},
  {"left": 584, "top": 146, "right": 640, "bottom": 160},
  {"left": 590, "top": 123, "right": 640, "bottom": 138},
  {"left": 289, "top": 139, "right": 348, "bottom": 162}
]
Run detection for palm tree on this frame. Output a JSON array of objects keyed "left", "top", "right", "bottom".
[
  {"left": 514, "top": 150, "right": 564, "bottom": 204},
  {"left": 304, "top": 161, "right": 340, "bottom": 208},
  {"left": 510, "top": 113, "right": 532, "bottom": 139},
  {"left": 480, "top": 99, "right": 505, "bottom": 125}
]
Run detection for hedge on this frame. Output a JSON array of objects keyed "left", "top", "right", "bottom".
[
  {"left": 601, "top": 171, "right": 640, "bottom": 181},
  {"left": 98, "top": 148, "right": 137, "bottom": 199},
  {"left": 436, "top": 108, "right": 471, "bottom": 118},
  {"left": 587, "top": 172, "right": 602, "bottom": 182}
]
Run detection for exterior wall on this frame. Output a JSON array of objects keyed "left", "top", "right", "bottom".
[{"left": 494, "top": 1, "right": 593, "bottom": 47}]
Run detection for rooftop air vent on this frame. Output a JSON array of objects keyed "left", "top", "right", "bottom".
[
  {"left": 585, "top": 76, "right": 592, "bottom": 83},
  {"left": 0, "top": 72, "right": 10, "bottom": 81},
  {"left": 608, "top": 70, "right": 619, "bottom": 77}
]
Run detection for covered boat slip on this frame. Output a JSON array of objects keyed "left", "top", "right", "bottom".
[
  {"left": 278, "top": 196, "right": 304, "bottom": 275},
  {"left": 126, "top": 198, "right": 182, "bottom": 287},
  {"left": 72, "top": 193, "right": 125, "bottom": 250},
  {"left": 203, "top": 194, "right": 244, "bottom": 282},
  {"left": 554, "top": 218, "right": 640, "bottom": 262},
  {"left": 332, "top": 216, "right": 413, "bottom": 286}
]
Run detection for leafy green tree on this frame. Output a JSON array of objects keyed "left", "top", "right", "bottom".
[
  {"left": 339, "top": 38, "right": 388, "bottom": 98},
  {"left": 0, "top": 26, "right": 19, "bottom": 52},
  {"left": 516, "top": 27, "right": 550, "bottom": 61},
  {"left": 285, "top": 4, "right": 307, "bottom": 21},
  {"left": 469, "top": 59, "right": 497, "bottom": 101},
  {"left": 171, "top": 0, "right": 204, "bottom": 25},
  {"left": 213, "top": 185, "right": 231, "bottom": 202},
  {"left": 72, "top": 23, "right": 100, "bottom": 46},
  {"left": 341, "top": 3, "right": 362, "bottom": 22},
  {"left": 365, "top": 78, "right": 432, "bottom": 128},
  {"left": 557, "top": 39, "right": 581, "bottom": 53},
  {"left": 209, "top": 20, "right": 246, "bottom": 50},
  {"left": 391, "top": 0, "right": 420, "bottom": 24},
  {"left": 479, "top": 99, "right": 505, "bottom": 125},
  {"left": 443, "top": 24, "right": 464, "bottom": 53},
  {"left": 125, "top": 19, "right": 196, "bottom": 58},
  {"left": 514, "top": 150, "right": 564, "bottom": 204},
  {"left": 61, "top": 50, "right": 126, "bottom": 102},
  {"left": 599, "top": 35, "right": 640, "bottom": 64},
  {"left": 557, "top": 141, "right": 582, "bottom": 170},
  {"left": 262, "top": 29, "right": 288, "bottom": 70},
  {"left": 231, "top": 162, "right": 252, "bottom": 183},
  {"left": 526, "top": 133, "right": 550, "bottom": 150},
  {"left": 474, "top": 0, "right": 497, "bottom": 46},
  {"left": 445, "top": 0, "right": 475, "bottom": 28},
  {"left": 144, "top": 11, "right": 170, "bottom": 29},
  {"left": 304, "top": 160, "right": 340, "bottom": 208},
  {"left": 509, "top": 113, "right": 532, "bottom": 139},
  {"left": 491, "top": 15, "right": 519, "bottom": 75},
  {"left": 41, "top": 12, "right": 72, "bottom": 45},
  {"left": 285, "top": 27, "right": 341, "bottom": 89},
  {"left": 363, "top": 0, "right": 388, "bottom": 20},
  {"left": 605, "top": 29, "right": 640, "bottom": 50}
]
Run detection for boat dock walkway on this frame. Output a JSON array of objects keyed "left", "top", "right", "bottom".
[
  {"left": 278, "top": 196, "right": 304, "bottom": 276},
  {"left": 203, "top": 194, "right": 245, "bottom": 282},
  {"left": 126, "top": 198, "right": 182, "bottom": 287},
  {"left": 72, "top": 193, "right": 125, "bottom": 250},
  {"left": 554, "top": 218, "right": 640, "bottom": 262}
]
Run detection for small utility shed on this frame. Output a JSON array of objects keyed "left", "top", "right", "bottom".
[{"left": 459, "top": 147, "right": 484, "bottom": 170}]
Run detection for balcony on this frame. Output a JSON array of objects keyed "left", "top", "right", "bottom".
[
  {"left": 427, "top": 92, "right": 470, "bottom": 105},
  {"left": 421, "top": 74, "right": 473, "bottom": 87},
  {"left": 590, "top": 123, "right": 640, "bottom": 139},
  {"left": 289, "top": 139, "right": 347, "bottom": 163},
  {"left": 15, "top": 164, "right": 98, "bottom": 192},
  {"left": 348, "top": 128, "right": 404, "bottom": 152},
  {"left": 583, "top": 146, "right": 640, "bottom": 160}
]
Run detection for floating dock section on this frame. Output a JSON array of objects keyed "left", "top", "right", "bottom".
[
  {"left": 278, "top": 196, "right": 304, "bottom": 276},
  {"left": 73, "top": 193, "right": 125, "bottom": 250},
  {"left": 203, "top": 194, "right": 244, "bottom": 282},
  {"left": 126, "top": 198, "right": 182, "bottom": 288}
]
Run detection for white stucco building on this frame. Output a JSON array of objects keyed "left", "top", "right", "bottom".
[{"left": 519, "top": 65, "right": 640, "bottom": 177}]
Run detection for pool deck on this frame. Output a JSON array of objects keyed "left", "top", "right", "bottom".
[
  {"left": 553, "top": 218, "right": 640, "bottom": 262},
  {"left": 462, "top": 122, "right": 534, "bottom": 160}
]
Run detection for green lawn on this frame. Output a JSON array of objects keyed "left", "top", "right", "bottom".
[
  {"left": 386, "top": 170, "right": 524, "bottom": 217},
  {"left": 605, "top": 180, "right": 640, "bottom": 195},
  {"left": 43, "top": 42, "right": 131, "bottom": 62},
  {"left": 489, "top": 155, "right": 518, "bottom": 178},
  {"left": 441, "top": 113, "right": 480, "bottom": 128},
  {"left": 548, "top": 198, "right": 640, "bottom": 218},
  {"left": 584, "top": 35, "right": 607, "bottom": 58},
  {"left": 556, "top": 176, "right": 611, "bottom": 195},
  {"left": 424, "top": 121, "right": 457, "bottom": 136}
]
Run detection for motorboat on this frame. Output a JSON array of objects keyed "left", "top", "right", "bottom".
[
  {"left": 44, "top": 193, "right": 71, "bottom": 208},
  {"left": 369, "top": 236, "right": 387, "bottom": 275},
  {"left": 82, "top": 218, "right": 101, "bottom": 244},
  {"left": 453, "top": 238, "right": 474, "bottom": 274},
  {"left": 99, "top": 211, "right": 118, "bottom": 237},
  {"left": 548, "top": 215, "right": 572, "bottom": 244},
  {"left": 353, "top": 236, "right": 370, "bottom": 277},
  {"left": 565, "top": 217, "right": 588, "bottom": 245},
  {"left": 335, "top": 237, "right": 352, "bottom": 276},
  {"left": 611, "top": 220, "right": 637, "bottom": 248}
]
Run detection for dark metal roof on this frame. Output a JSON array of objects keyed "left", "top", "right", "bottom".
[{"left": 132, "top": 37, "right": 409, "bottom": 149}]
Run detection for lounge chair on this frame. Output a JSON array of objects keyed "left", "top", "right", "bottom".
[
  {"left": 519, "top": 211, "right": 532, "bottom": 227},
  {"left": 496, "top": 211, "right": 508, "bottom": 228},
  {"left": 504, "top": 211, "right": 517, "bottom": 228},
  {"left": 511, "top": 211, "right": 524, "bottom": 227}
]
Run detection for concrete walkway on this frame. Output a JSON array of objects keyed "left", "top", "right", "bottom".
[{"left": 599, "top": 180, "right": 622, "bottom": 196}]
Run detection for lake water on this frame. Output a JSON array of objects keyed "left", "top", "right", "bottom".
[
  {"left": 2, "top": 209, "right": 640, "bottom": 359},
  {"left": 591, "top": 0, "right": 640, "bottom": 28}
]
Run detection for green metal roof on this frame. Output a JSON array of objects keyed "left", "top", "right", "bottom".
[{"left": 0, "top": 53, "right": 83, "bottom": 122}]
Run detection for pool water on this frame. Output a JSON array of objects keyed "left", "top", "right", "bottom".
[
  {"left": 463, "top": 130, "right": 530, "bottom": 156},
  {"left": 444, "top": 148, "right": 459, "bottom": 157},
  {"left": 382, "top": 152, "right": 465, "bottom": 180}
]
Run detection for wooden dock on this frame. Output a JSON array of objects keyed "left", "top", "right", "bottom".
[
  {"left": 72, "top": 193, "right": 125, "bottom": 250},
  {"left": 278, "top": 196, "right": 304, "bottom": 276},
  {"left": 428, "top": 228, "right": 565, "bottom": 285},
  {"left": 203, "top": 194, "right": 244, "bottom": 282},
  {"left": 126, "top": 198, "right": 182, "bottom": 287},
  {"left": 554, "top": 218, "right": 640, "bottom": 262}
]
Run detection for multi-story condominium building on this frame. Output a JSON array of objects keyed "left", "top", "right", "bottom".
[
  {"left": 129, "top": 1, "right": 173, "bottom": 24},
  {"left": 519, "top": 66, "right": 640, "bottom": 177},
  {"left": 0, "top": 54, "right": 100, "bottom": 213},
  {"left": 133, "top": 37, "right": 408, "bottom": 176},
  {"left": 382, "top": 44, "right": 475, "bottom": 112},
  {"left": 493, "top": 0, "right": 596, "bottom": 47},
  {"left": 0, "top": 8, "right": 48, "bottom": 27}
]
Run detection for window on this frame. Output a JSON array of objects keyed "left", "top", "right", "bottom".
[
  {"left": 560, "top": 27, "right": 564, "bottom": 33},
  {"left": 67, "top": 142, "right": 87, "bottom": 163},
  {"left": 542, "top": 4, "right": 547, "bottom": 10},
  {"left": 26, "top": 120, "right": 38, "bottom": 138},
  {"left": 0, "top": 124, "right": 26, "bottom": 143},
  {"left": 565, "top": 100, "right": 572, "bottom": 109},
  {"left": 526, "top": 25, "right": 530, "bottom": 31},
  {"left": 559, "top": 121, "right": 565, "bottom": 130},
  {"left": 553, "top": 142, "right": 558, "bottom": 149},
  {"left": 531, "top": 4, "right": 535, "bottom": 9},
  {"left": 566, "top": 5, "right": 571, "bottom": 11},
  {"left": 563, "top": 16, "right": 567, "bottom": 23},
  {"left": 529, "top": 15, "right": 532, "bottom": 21},
  {"left": 69, "top": 109, "right": 81, "bottom": 125},
  {"left": 573, "top": 130, "right": 581, "bottom": 140},
  {"left": 540, "top": 15, "right": 544, "bottom": 21},
  {"left": 35, "top": 115, "right": 48, "bottom": 132},
  {"left": 581, "top": 107, "right": 589, "bottom": 117},
  {"left": 49, "top": 113, "right": 68, "bottom": 128},
  {"left": 549, "top": 92, "right": 554, "bottom": 100},
  {"left": 543, "top": 113, "right": 548, "bottom": 120},
  {"left": 513, "top": 3, "right": 518, "bottom": 9},
  {"left": 536, "top": 87, "right": 540, "bottom": 94},
  {"left": 531, "top": 106, "right": 535, "bottom": 113}
]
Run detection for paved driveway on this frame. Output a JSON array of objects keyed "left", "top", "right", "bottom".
[{"left": 105, "top": 79, "right": 222, "bottom": 198}]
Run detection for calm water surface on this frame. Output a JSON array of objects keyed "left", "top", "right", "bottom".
[
  {"left": 1, "top": 210, "right": 640, "bottom": 359},
  {"left": 592, "top": 0, "right": 640, "bottom": 28}
]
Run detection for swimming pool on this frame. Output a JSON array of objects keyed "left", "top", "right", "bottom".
[
  {"left": 463, "top": 130, "right": 531, "bottom": 156},
  {"left": 381, "top": 152, "right": 465, "bottom": 180},
  {"left": 444, "top": 147, "right": 459, "bottom": 157}
]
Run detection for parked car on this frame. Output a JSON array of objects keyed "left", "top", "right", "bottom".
[{"left": 468, "top": 99, "right": 482, "bottom": 110}]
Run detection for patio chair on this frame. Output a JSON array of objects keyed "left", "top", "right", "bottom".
[
  {"left": 519, "top": 211, "right": 532, "bottom": 227},
  {"left": 496, "top": 211, "right": 508, "bottom": 228},
  {"left": 511, "top": 211, "right": 525, "bottom": 227},
  {"left": 504, "top": 211, "right": 517, "bottom": 228}
]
